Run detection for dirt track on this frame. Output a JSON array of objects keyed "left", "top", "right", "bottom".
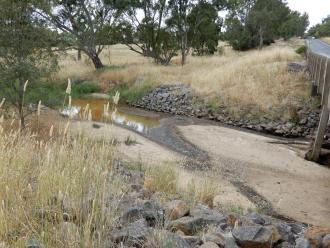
[{"left": 71, "top": 117, "right": 330, "bottom": 228}]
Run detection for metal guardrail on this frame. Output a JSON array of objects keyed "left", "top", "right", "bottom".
[{"left": 306, "top": 39, "right": 330, "bottom": 161}]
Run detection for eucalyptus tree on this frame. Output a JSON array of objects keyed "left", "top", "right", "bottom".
[
  {"left": 116, "top": 0, "right": 179, "bottom": 65},
  {"left": 37, "top": 0, "right": 121, "bottom": 69}
]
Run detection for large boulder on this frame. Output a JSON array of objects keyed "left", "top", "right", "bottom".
[{"left": 232, "top": 225, "right": 273, "bottom": 248}]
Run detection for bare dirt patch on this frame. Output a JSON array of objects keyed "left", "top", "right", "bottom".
[{"left": 178, "top": 124, "right": 330, "bottom": 227}]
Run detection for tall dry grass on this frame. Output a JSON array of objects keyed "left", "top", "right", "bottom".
[
  {"left": 57, "top": 40, "right": 311, "bottom": 119},
  {"left": 0, "top": 124, "right": 129, "bottom": 247}
]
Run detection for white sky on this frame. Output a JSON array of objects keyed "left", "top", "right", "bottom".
[{"left": 286, "top": 0, "right": 329, "bottom": 27}]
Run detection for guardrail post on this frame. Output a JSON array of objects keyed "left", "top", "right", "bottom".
[
  {"left": 311, "top": 54, "right": 318, "bottom": 96},
  {"left": 307, "top": 59, "right": 330, "bottom": 161}
]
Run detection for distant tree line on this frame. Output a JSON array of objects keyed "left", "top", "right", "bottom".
[
  {"left": 0, "top": 0, "right": 312, "bottom": 126},
  {"left": 308, "top": 16, "right": 330, "bottom": 38},
  {"left": 224, "top": 0, "right": 309, "bottom": 51}
]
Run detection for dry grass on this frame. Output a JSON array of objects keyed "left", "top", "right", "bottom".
[
  {"left": 321, "top": 37, "right": 330, "bottom": 44},
  {"left": 57, "top": 39, "right": 311, "bottom": 119},
  {"left": 0, "top": 122, "right": 129, "bottom": 247}
]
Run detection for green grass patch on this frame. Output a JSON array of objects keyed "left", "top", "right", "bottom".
[
  {"left": 25, "top": 81, "right": 65, "bottom": 107},
  {"left": 72, "top": 81, "right": 101, "bottom": 97},
  {"left": 109, "top": 82, "right": 154, "bottom": 104},
  {"left": 295, "top": 45, "right": 307, "bottom": 55}
]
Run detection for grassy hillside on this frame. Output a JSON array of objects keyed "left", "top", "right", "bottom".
[{"left": 56, "top": 39, "right": 312, "bottom": 121}]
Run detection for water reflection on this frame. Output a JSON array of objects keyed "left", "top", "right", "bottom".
[{"left": 72, "top": 98, "right": 161, "bottom": 134}]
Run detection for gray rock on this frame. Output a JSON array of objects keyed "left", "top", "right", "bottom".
[
  {"left": 200, "top": 241, "right": 219, "bottom": 248},
  {"left": 225, "top": 237, "right": 240, "bottom": 248},
  {"left": 110, "top": 219, "right": 151, "bottom": 245},
  {"left": 121, "top": 200, "right": 165, "bottom": 227},
  {"left": 26, "top": 239, "right": 43, "bottom": 248},
  {"left": 247, "top": 212, "right": 266, "bottom": 225},
  {"left": 276, "top": 241, "right": 294, "bottom": 248},
  {"left": 183, "top": 236, "right": 203, "bottom": 247},
  {"left": 295, "top": 238, "right": 312, "bottom": 248},
  {"left": 275, "top": 223, "right": 295, "bottom": 244},
  {"left": 322, "top": 234, "right": 330, "bottom": 248},
  {"left": 287, "top": 61, "right": 307, "bottom": 73},
  {"left": 232, "top": 225, "right": 273, "bottom": 248}
]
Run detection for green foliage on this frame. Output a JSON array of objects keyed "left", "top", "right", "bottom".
[
  {"left": 308, "top": 15, "right": 330, "bottom": 37},
  {"left": 72, "top": 82, "right": 101, "bottom": 97},
  {"left": 109, "top": 83, "right": 153, "bottom": 104},
  {"left": 188, "top": 1, "right": 221, "bottom": 56},
  {"left": 0, "top": 0, "right": 58, "bottom": 125},
  {"left": 225, "top": 0, "right": 309, "bottom": 50},
  {"left": 295, "top": 45, "right": 307, "bottom": 55}
]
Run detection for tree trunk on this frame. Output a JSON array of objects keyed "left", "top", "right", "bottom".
[
  {"left": 90, "top": 53, "right": 104, "bottom": 69},
  {"left": 259, "top": 27, "right": 263, "bottom": 50},
  {"left": 77, "top": 49, "right": 82, "bottom": 61}
]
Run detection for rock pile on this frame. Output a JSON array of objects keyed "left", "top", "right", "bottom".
[
  {"left": 132, "top": 84, "right": 320, "bottom": 138},
  {"left": 26, "top": 165, "right": 330, "bottom": 248}
]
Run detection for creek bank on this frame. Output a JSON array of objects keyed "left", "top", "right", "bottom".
[
  {"left": 131, "top": 84, "right": 319, "bottom": 138},
  {"left": 27, "top": 163, "right": 330, "bottom": 248}
]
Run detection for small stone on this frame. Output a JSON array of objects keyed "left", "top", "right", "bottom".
[
  {"left": 166, "top": 200, "right": 189, "bottom": 221},
  {"left": 295, "top": 238, "right": 312, "bottom": 248},
  {"left": 200, "top": 241, "right": 219, "bottom": 248},
  {"left": 232, "top": 225, "right": 273, "bottom": 248}
]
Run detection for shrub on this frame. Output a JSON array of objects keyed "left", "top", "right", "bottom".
[
  {"left": 295, "top": 45, "right": 307, "bottom": 55},
  {"left": 109, "top": 82, "right": 153, "bottom": 104},
  {"left": 72, "top": 81, "right": 101, "bottom": 96}
]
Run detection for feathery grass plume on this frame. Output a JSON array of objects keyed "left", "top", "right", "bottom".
[
  {"left": 111, "top": 108, "right": 117, "bottom": 122},
  {"left": 49, "top": 125, "right": 54, "bottom": 137},
  {"left": 63, "top": 121, "right": 70, "bottom": 135},
  {"left": 37, "top": 101, "right": 42, "bottom": 117},
  {"left": 88, "top": 109, "right": 92, "bottom": 121},
  {"left": 68, "top": 95, "right": 72, "bottom": 108},
  {"left": 83, "top": 104, "right": 90, "bottom": 119},
  {"left": 0, "top": 98, "right": 5, "bottom": 109},
  {"left": 23, "top": 80, "right": 29, "bottom": 92},
  {"left": 106, "top": 102, "right": 110, "bottom": 112},
  {"left": 66, "top": 78, "right": 72, "bottom": 95},
  {"left": 113, "top": 91, "right": 120, "bottom": 105}
]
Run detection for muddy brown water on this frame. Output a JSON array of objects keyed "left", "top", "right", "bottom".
[{"left": 72, "top": 99, "right": 163, "bottom": 134}]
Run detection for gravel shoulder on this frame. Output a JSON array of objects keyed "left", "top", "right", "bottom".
[{"left": 178, "top": 124, "right": 330, "bottom": 227}]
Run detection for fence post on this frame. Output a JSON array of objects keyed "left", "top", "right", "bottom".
[
  {"left": 308, "top": 59, "right": 330, "bottom": 161},
  {"left": 311, "top": 55, "right": 318, "bottom": 96}
]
